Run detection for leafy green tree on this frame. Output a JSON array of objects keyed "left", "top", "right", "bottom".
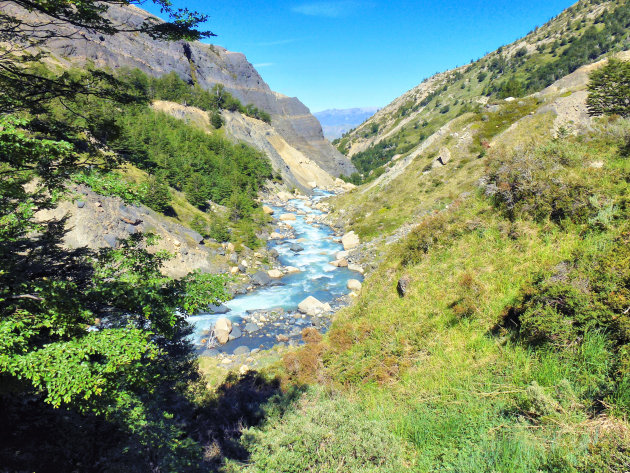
[
  {"left": 0, "top": 1, "right": 239, "bottom": 469},
  {"left": 587, "top": 58, "right": 630, "bottom": 117}
]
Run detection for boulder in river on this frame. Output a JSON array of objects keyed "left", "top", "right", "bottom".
[
  {"left": 262, "top": 205, "right": 274, "bottom": 215},
  {"left": 277, "top": 191, "right": 292, "bottom": 202},
  {"left": 251, "top": 271, "right": 272, "bottom": 286},
  {"left": 268, "top": 269, "right": 283, "bottom": 278},
  {"left": 233, "top": 345, "right": 250, "bottom": 356},
  {"left": 214, "top": 318, "right": 232, "bottom": 345},
  {"left": 208, "top": 304, "right": 230, "bottom": 314},
  {"left": 244, "top": 322, "right": 260, "bottom": 333},
  {"left": 279, "top": 213, "right": 296, "bottom": 221},
  {"left": 285, "top": 266, "right": 300, "bottom": 274},
  {"left": 298, "top": 296, "right": 331, "bottom": 316},
  {"left": 329, "top": 259, "right": 347, "bottom": 267},
  {"left": 336, "top": 250, "right": 349, "bottom": 260},
  {"left": 269, "top": 232, "right": 284, "bottom": 240},
  {"left": 290, "top": 244, "right": 304, "bottom": 252},
  {"left": 341, "top": 231, "right": 360, "bottom": 250},
  {"left": 229, "top": 326, "right": 242, "bottom": 340},
  {"left": 347, "top": 279, "right": 362, "bottom": 292}
]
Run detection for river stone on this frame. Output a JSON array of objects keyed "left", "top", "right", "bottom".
[
  {"left": 268, "top": 269, "right": 283, "bottom": 278},
  {"left": 277, "top": 191, "right": 292, "bottom": 201},
  {"left": 208, "top": 304, "right": 230, "bottom": 314},
  {"left": 229, "top": 326, "right": 242, "bottom": 340},
  {"left": 244, "top": 322, "right": 260, "bottom": 333},
  {"left": 336, "top": 250, "right": 349, "bottom": 260},
  {"left": 285, "top": 266, "right": 300, "bottom": 274},
  {"left": 290, "top": 244, "right": 304, "bottom": 252},
  {"left": 279, "top": 213, "right": 296, "bottom": 221},
  {"left": 214, "top": 318, "right": 232, "bottom": 344},
  {"left": 298, "top": 296, "right": 331, "bottom": 316},
  {"left": 233, "top": 345, "right": 250, "bottom": 356},
  {"left": 269, "top": 248, "right": 279, "bottom": 258},
  {"left": 347, "top": 279, "right": 362, "bottom": 291},
  {"left": 76, "top": 201, "right": 85, "bottom": 208},
  {"left": 276, "top": 334, "right": 289, "bottom": 342},
  {"left": 348, "top": 263, "right": 364, "bottom": 274},
  {"left": 262, "top": 205, "right": 274, "bottom": 215},
  {"left": 341, "top": 231, "right": 360, "bottom": 250},
  {"left": 251, "top": 271, "right": 272, "bottom": 286},
  {"left": 269, "top": 232, "right": 284, "bottom": 239}
]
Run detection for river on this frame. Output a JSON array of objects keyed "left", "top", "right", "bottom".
[{"left": 190, "top": 190, "right": 362, "bottom": 355}]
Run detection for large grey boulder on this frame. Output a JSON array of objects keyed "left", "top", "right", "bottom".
[
  {"left": 298, "top": 296, "right": 331, "bottom": 316},
  {"left": 290, "top": 244, "right": 304, "bottom": 253},
  {"left": 208, "top": 304, "right": 230, "bottom": 314},
  {"left": 251, "top": 271, "right": 272, "bottom": 286}
]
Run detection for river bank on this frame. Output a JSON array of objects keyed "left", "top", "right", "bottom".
[{"left": 191, "top": 190, "right": 363, "bottom": 369}]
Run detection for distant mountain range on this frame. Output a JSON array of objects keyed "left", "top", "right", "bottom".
[{"left": 314, "top": 107, "right": 379, "bottom": 140}]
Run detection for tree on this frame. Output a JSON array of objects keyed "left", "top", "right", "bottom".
[
  {"left": 0, "top": 1, "right": 232, "bottom": 469},
  {"left": 587, "top": 58, "right": 630, "bottom": 117}
]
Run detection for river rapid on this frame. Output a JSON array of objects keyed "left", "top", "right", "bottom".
[{"left": 190, "top": 190, "right": 362, "bottom": 356}]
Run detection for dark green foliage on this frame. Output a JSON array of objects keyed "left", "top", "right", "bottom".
[
  {"left": 210, "top": 110, "right": 225, "bottom": 128},
  {"left": 350, "top": 139, "right": 415, "bottom": 179},
  {"left": 587, "top": 58, "right": 630, "bottom": 117},
  {"left": 498, "top": 77, "right": 525, "bottom": 98},
  {"left": 141, "top": 173, "right": 172, "bottom": 212},
  {"left": 121, "top": 69, "right": 273, "bottom": 124},
  {"left": 526, "top": 3, "right": 630, "bottom": 91},
  {"left": 112, "top": 105, "right": 272, "bottom": 214}
]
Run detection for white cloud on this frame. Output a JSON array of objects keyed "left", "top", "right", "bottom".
[
  {"left": 292, "top": 1, "right": 362, "bottom": 18},
  {"left": 254, "top": 62, "right": 274, "bottom": 68}
]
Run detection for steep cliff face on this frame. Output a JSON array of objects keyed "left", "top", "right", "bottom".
[{"left": 4, "top": 2, "right": 355, "bottom": 179}]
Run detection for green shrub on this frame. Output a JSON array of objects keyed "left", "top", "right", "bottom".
[
  {"left": 72, "top": 170, "right": 145, "bottom": 205},
  {"left": 237, "top": 388, "right": 405, "bottom": 472},
  {"left": 587, "top": 58, "right": 630, "bottom": 118},
  {"left": 141, "top": 173, "right": 172, "bottom": 212},
  {"left": 481, "top": 141, "right": 595, "bottom": 224}
]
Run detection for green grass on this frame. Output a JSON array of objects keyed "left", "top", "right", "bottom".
[{"left": 226, "top": 117, "right": 630, "bottom": 472}]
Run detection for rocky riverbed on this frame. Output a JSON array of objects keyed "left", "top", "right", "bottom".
[{"left": 191, "top": 189, "right": 363, "bottom": 368}]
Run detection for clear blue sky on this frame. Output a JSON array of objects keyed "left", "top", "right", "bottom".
[{"left": 144, "top": 0, "right": 576, "bottom": 112}]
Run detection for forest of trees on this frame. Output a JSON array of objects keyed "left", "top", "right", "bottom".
[{"left": 0, "top": 0, "right": 272, "bottom": 470}]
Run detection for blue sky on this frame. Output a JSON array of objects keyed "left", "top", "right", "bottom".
[{"left": 144, "top": 0, "right": 576, "bottom": 112}]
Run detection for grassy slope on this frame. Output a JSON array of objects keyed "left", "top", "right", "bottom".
[
  {"left": 336, "top": 0, "right": 628, "bottom": 180},
  {"left": 216, "top": 60, "right": 630, "bottom": 473}
]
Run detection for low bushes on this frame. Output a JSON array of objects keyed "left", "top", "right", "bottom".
[{"left": 235, "top": 388, "right": 405, "bottom": 473}]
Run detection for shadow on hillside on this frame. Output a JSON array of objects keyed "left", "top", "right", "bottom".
[
  {"left": 193, "top": 371, "right": 306, "bottom": 471},
  {"left": 0, "top": 371, "right": 305, "bottom": 472}
]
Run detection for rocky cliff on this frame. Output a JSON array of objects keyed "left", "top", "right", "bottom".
[{"left": 3, "top": 2, "right": 355, "bottom": 182}]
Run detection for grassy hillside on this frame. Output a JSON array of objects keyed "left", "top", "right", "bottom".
[
  {"left": 204, "top": 6, "right": 630, "bottom": 469},
  {"left": 219, "top": 113, "right": 630, "bottom": 473},
  {"left": 335, "top": 0, "right": 630, "bottom": 184}
]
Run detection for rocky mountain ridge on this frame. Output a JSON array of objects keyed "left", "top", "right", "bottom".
[{"left": 3, "top": 2, "right": 356, "bottom": 187}]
